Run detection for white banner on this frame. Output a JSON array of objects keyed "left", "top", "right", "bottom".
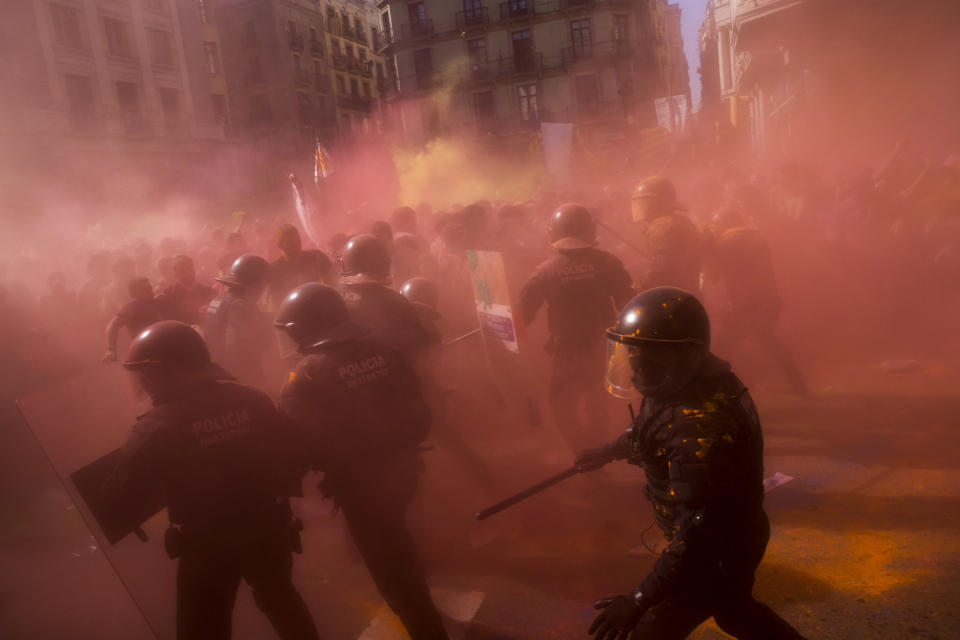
[{"left": 540, "top": 121, "right": 574, "bottom": 180}]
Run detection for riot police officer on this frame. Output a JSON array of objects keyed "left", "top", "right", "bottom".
[
  {"left": 338, "top": 234, "right": 430, "bottom": 364},
  {"left": 631, "top": 176, "right": 702, "bottom": 295},
  {"left": 275, "top": 283, "right": 449, "bottom": 640},
  {"left": 575, "top": 288, "right": 807, "bottom": 640},
  {"left": 703, "top": 209, "right": 809, "bottom": 395},
  {"left": 103, "top": 321, "right": 319, "bottom": 640},
  {"left": 519, "top": 203, "right": 634, "bottom": 452},
  {"left": 204, "top": 254, "right": 273, "bottom": 386},
  {"left": 400, "top": 277, "right": 442, "bottom": 347}
]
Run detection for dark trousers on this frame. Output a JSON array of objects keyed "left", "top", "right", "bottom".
[
  {"left": 548, "top": 344, "right": 608, "bottom": 453},
  {"left": 632, "top": 515, "right": 806, "bottom": 640},
  {"left": 337, "top": 459, "right": 449, "bottom": 640},
  {"left": 176, "top": 535, "right": 319, "bottom": 640},
  {"left": 631, "top": 592, "right": 807, "bottom": 639},
  {"left": 718, "top": 307, "right": 808, "bottom": 396}
]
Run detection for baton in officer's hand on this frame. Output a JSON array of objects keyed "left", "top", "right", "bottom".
[{"left": 476, "top": 466, "right": 580, "bottom": 520}]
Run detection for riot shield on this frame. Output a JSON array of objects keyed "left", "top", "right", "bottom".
[
  {"left": 70, "top": 447, "right": 162, "bottom": 545},
  {"left": 465, "top": 250, "right": 541, "bottom": 426},
  {"left": 15, "top": 367, "right": 296, "bottom": 638},
  {"left": 16, "top": 366, "right": 174, "bottom": 638}
]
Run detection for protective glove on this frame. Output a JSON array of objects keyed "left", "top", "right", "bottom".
[
  {"left": 575, "top": 444, "right": 615, "bottom": 472},
  {"left": 588, "top": 594, "right": 649, "bottom": 640}
]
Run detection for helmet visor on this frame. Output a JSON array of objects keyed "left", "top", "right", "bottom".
[
  {"left": 605, "top": 339, "right": 643, "bottom": 399},
  {"left": 123, "top": 368, "right": 149, "bottom": 403},
  {"left": 274, "top": 328, "right": 301, "bottom": 363},
  {"left": 605, "top": 337, "right": 678, "bottom": 398},
  {"left": 631, "top": 197, "right": 653, "bottom": 223}
]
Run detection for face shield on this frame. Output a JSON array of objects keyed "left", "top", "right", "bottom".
[
  {"left": 605, "top": 337, "right": 680, "bottom": 399},
  {"left": 274, "top": 327, "right": 302, "bottom": 364},
  {"left": 631, "top": 197, "right": 653, "bottom": 223},
  {"left": 123, "top": 367, "right": 149, "bottom": 404},
  {"left": 605, "top": 338, "right": 642, "bottom": 399}
]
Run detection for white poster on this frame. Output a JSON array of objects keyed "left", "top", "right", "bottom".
[
  {"left": 540, "top": 121, "right": 574, "bottom": 180},
  {"left": 654, "top": 95, "right": 690, "bottom": 134}
]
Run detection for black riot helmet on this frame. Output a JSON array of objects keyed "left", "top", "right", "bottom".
[
  {"left": 400, "top": 277, "right": 439, "bottom": 310},
  {"left": 215, "top": 254, "right": 270, "bottom": 292},
  {"left": 605, "top": 287, "right": 710, "bottom": 398},
  {"left": 631, "top": 175, "right": 685, "bottom": 222},
  {"left": 548, "top": 203, "right": 597, "bottom": 250},
  {"left": 339, "top": 234, "right": 392, "bottom": 285},
  {"left": 123, "top": 321, "right": 211, "bottom": 371},
  {"left": 274, "top": 282, "right": 362, "bottom": 352}
]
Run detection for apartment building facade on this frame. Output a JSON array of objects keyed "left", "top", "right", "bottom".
[
  {"left": 214, "top": 0, "right": 387, "bottom": 146},
  {"left": 215, "top": 0, "right": 336, "bottom": 145},
  {"left": 376, "top": 0, "right": 677, "bottom": 144},
  {"left": 322, "top": 0, "right": 389, "bottom": 134},
  {"left": 2, "top": 0, "right": 228, "bottom": 144}
]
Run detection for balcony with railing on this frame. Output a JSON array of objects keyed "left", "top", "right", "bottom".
[
  {"left": 455, "top": 7, "right": 489, "bottom": 30},
  {"left": 289, "top": 32, "right": 305, "bottom": 51},
  {"left": 561, "top": 44, "right": 593, "bottom": 66},
  {"left": 351, "top": 58, "right": 373, "bottom": 78},
  {"left": 326, "top": 18, "right": 341, "bottom": 36},
  {"left": 399, "top": 19, "right": 434, "bottom": 43},
  {"left": 310, "top": 39, "right": 324, "bottom": 57},
  {"left": 351, "top": 26, "right": 368, "bottom": 45},
  {"left": 499, "top": 1, "right": 534, "bottom": 20},
  {"left": 498, "top": 51, "right": 542, "bottom": 75},
  {"left": 338, "top": 93, "right": 374, "bottom": 111},
  {"left": 332, "top": 54, "right": 373, "bottom": 77},
  {"left": 452, "top": 54, "right": 543, "bottom": 84},
  {"left": 299, "top": 103, "right": 336, "bottom": 127},
  {"left": 561, "top": 40, "right": 633, "bottom": 67},
  {"left": 475, "top": 114, "right": 540, "bottom": 136},
  {"left": 559, "top": 0, "right": 596, "bottom": 10},
  {"left": 464, "top": 57, "right": 494, "bottom": 83},
  {"left": 342, "top": 23, "right": 356, "bottom": 40}
]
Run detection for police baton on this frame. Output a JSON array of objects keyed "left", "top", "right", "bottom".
[
  {"left": 476, "top": 466, "right": 580, "bottom": 520},
  {"left": 443, "top": 327, "right": 481, "bottom": 348}
]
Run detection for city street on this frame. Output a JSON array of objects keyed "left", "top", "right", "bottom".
[{"left": 2, "top": 370, "right": 957, "bottom": 640}]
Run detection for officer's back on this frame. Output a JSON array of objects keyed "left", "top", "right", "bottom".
[
  {"left": 521, "top": 246, "right": 634, "bottom": 349},
  {"left": 105, "top": 321, "right": 319, "bottom": 640},
  {"left": 282, "top": 336, "right": 429, "bottom": 480},
  {"left": 338, "top": 234, "right": 429, "bottom": 362},
  {"left": 134, "top": 377, "right": 298, "bottom": 536}
]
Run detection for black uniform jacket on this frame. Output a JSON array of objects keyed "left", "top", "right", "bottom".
[
  {"left": 519, "top": 247, "right": 634, "bottom": 351},
  {"left": 104, "top": 370, "right": 305, "bottom": 540},
  {"left": 606, "top": 354, "right": 766, "bottom": 604},
  {"left": 279, "top": 337, "right": 431, "bottom": 493}
]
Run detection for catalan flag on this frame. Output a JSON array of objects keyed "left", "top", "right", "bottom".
[{"left": 314, "top": 134, "right": 333, "bottom": 184}]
